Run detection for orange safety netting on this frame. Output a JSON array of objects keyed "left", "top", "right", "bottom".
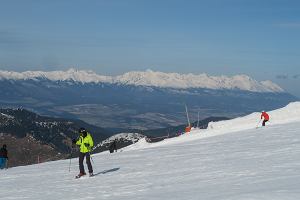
[{"left": 185, "top": 126, "right": 192, "bottom": 133}]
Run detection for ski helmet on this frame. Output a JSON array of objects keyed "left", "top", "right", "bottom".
[{"left": 79, "top": 127, "right": 86, "bottom": 133}]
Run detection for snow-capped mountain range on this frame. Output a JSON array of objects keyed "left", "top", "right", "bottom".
[{"left": 0, "top": 68, "right": 283, "bottom": 93}]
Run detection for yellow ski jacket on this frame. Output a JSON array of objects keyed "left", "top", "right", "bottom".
[{"left": 76, "top": 133, "right": 94, "bottom": 153}]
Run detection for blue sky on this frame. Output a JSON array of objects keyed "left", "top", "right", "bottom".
[{"left": 0, "top": 0, "right": 299, "bottom": 97}]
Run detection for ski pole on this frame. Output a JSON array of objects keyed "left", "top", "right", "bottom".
[
  {"left": 256, "top": 119, "right": 262, "bottom": 129},
  {"left": 68, "top": 147, "right": 73, "bottom": 172},
  {"left": 88, "top": 151, "right": 95, "bottom": 164},
  {"left": 5, "top": 159, "right": 8, "bottom": 170},
  {"left": 90, "top": 154, "right": 95, "bottom": 164},
  {"left": 90, "top": 143, "right": 104, "bottom": 153},
  {"left": 88, "top": 152, "right": 96, "bottom": 173},
  {"left": 69, "top": 131, "right": 78, "bottom": 172}
]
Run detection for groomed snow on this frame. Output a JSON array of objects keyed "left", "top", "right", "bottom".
[{"left": 1, "top": 102, "right": 300, "bottom": 200}]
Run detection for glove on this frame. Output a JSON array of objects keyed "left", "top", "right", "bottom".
[
  {"left": 84, "top": 143, "right": 90, "bottom": 147},
  {"left": 72, "top": 139, "right": 77, "bottom": 144}
]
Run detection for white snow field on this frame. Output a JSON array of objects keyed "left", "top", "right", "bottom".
[{"left": 1, "top": 102, "right": 300, "bottom": 200}]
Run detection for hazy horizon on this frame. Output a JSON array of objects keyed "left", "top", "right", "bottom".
[{"left": 0, "top": 0, "right": 299, "bottom": 97}]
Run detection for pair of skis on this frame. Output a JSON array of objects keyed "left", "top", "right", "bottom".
[{"left": 75, "top": 173, "right": 94, "bottom": 179}]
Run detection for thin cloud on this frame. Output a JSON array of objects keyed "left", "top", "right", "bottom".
[
  {"left": 276, "top": 75, "right": 289, "bottom": 79},
  {"left": 276, "top": 23, "right": 300, "bottom": 28},
  {"left": 293, "top": 74, "right": 300, "bottom": 79}
]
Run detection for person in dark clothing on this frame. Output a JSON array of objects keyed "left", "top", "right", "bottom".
[
  {"left": 109, "top": 139, "right": 117, "bottom": 153},
  {"left": 0, "top": 144, "right": 8, "bottom": 169},
  {"left": 72, "top": 128, "right": 94, "bottom": 178}
]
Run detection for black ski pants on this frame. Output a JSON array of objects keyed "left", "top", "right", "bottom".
[
  {"left": 79, "top": 152, "right": 93, "bottom": 174},
  {"left": 262, "top": 119, "right": 268, "bottom": 126}
]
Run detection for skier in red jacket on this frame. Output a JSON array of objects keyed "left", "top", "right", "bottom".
[{"left": 261, "top": 111, "right": 269, "bottom": 126}]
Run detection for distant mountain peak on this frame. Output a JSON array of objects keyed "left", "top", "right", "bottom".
[{"left": 0, "top": 68, "right": 284, "bottom": 92}]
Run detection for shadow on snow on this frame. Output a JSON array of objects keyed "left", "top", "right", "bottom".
[{"left": 93, "top": 167, "right": 120, "bottom": 176}]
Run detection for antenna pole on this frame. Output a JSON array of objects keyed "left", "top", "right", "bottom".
[
  {"left": 185, "top": 104, "right": 191, "bottom": 127},
  {"left": 197, "top": 111, "right": 200, "bottom": 128}
]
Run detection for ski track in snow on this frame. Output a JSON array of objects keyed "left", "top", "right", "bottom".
[{"left": 1, "top": 103, "right": 300, "bottom": 200}]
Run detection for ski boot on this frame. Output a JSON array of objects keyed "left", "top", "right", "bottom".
[{"left": 75, "top": 172, "right": 86, "bottom": 179}]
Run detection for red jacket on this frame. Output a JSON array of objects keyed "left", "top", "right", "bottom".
[{"left": 261, "top": 112, "right": 269, "bottom": 120}]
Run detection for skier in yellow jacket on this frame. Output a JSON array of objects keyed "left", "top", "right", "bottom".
[{"left": 72, "top": 127, "right": 94, "bottom": 178}]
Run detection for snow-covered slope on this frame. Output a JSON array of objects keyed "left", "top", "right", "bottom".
[
  {"left": 1, "top": 102, "right": 300, "bottom": 200},
  {"left": 101, "top": 133, "right": 145, "bottom": 143},
  {"left": 0, "top": 69, "right": 284, "bottom": 92},
  {"left": 123, "top": 101, "right": 300, "bottom": 151},
  {"left": 93, "top": 133, "right": 145, "bottom": 150},
  {"left": 206, "top": 101, "right": 300, "bottom": 132}
]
